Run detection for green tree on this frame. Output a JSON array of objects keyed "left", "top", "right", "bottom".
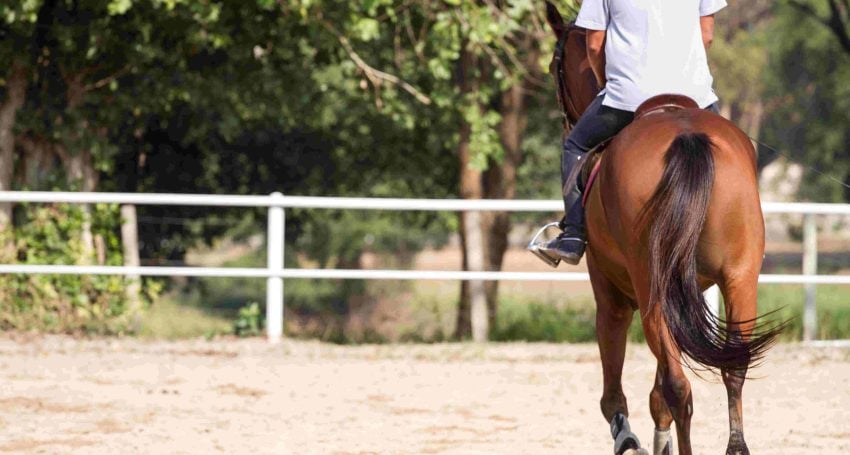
[
  {"left": 285, "top": 0, "right": 562, "bottom": 340},
  {"left": 763, "top": 1, "right": 850, "bottom": 201},
  {"left": 0, "top": 0, "right": 313, "bottom": 330},
  {"left": 710, "top": 2, "right": 772, "bottom": 151},
  {"left": 786, "top": 0, "right": 850, "bottom": 54},
  {"left": 0, "top": 0, "right": 568, "bottom": 339}
]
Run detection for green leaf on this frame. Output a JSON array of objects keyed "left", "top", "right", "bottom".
[
  {"left": 107, "top": 0, "right": 133, "bottom": 15},
  {"left": 354, "top": 17, "right": 380, "bottom": 42}
]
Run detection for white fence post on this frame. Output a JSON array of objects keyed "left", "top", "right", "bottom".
[
  {"left": 462, "top": 210, "right": 489, "bottom": 343},
  {"left": 704, "top": 285, "right": 721, "bottom": 321},
  {"left": 802, "top": 213, "right": 818, "bottom": 341},
  {"left": 266, "top": 192, "right": 284, "bottom": 343}
]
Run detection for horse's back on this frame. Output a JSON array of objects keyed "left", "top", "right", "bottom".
[{"left": 588, "top": 108, "right": 764, "bottom": 287}]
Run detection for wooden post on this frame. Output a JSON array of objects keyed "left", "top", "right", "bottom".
[{"left": 802, "top": 214, "right": 818, "bottom": 341}]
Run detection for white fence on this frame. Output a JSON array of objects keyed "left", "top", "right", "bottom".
[{"left": 0, "top": 191, "right": 848, "bottom": 342}]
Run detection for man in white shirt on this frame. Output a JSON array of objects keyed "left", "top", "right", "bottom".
[{"left": 538, "top": 0, "right": 726, "bottom": 265}]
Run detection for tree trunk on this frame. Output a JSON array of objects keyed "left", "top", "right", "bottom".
[
  {"left": 58, "top": 75, "right": 99, "bottom": 263},
  {"left": 738, "top": 99, "right": 764, "bottom": 141},
  {"left": 481, "top": 82, "right": 528, "bottom": 332},
  {"left": 458, "top": 144, "right": 489, "bottom": 342},
  {"left": 59, "top": 147, "right": 99, "bottom": 262},
  {"left": 455, "top": 216, "right": 472, "bottom": 339},
  {"left": 17, "top": 136, "right": 56, "bottom": 190},
  {"left": 0, "top": 62, "right": 28, "bottom": 253},
  {"left": 454, "top": 47, "right": 489, "bottom": 342}
]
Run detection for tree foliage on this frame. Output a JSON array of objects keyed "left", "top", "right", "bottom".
[
  {"left": 763, "top": 1, "right": 850, "bottom": 201},
  {"left": 0, "top": 203, "right": 139, "bottom": 333},
  {"left": 2, "top": 0, "right": 849, "bottom": 336}
]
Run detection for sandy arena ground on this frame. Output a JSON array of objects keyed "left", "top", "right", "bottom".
[{"left": 0, "top": 336, "right": 848, "bottom": 454}]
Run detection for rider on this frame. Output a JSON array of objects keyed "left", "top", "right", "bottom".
[{"left": 537, "top": 0, "right": 727, "bottom": 265}]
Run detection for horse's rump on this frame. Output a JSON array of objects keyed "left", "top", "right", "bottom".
[{"left": 635, "top": 128, "right": 782, "bottom": 372}]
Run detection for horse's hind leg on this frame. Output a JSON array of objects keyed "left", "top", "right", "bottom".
[
  {"left": 721, "top": 367, "right": 748, "bottom": 455},
  {"left": 637, "top": 286, "right": 694, "bottom": 455},
  {"left": 649, "top": 366, "right": 674, "bottom": 455},
  {"left": 587, "top": 254, "right": 644, "bottom": 454},
  {"left": 719, "top": 273, "right": 760, "bottom": 455}
]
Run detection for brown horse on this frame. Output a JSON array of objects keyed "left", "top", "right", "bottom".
[{"left": 543, "top": 4, "right": 782, "bottom": 455}]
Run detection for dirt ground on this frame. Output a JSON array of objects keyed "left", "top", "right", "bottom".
[{"left": 1, "top": 336, "right": 849, "bottom": 454}]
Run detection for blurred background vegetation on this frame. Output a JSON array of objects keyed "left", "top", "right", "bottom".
[{"left": 0, "top": 0, "right": 848, "bottom": 342}]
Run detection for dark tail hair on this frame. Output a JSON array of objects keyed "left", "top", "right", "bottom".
[{"left": 640, "top": 132, "right": 780, "bottom": 372}]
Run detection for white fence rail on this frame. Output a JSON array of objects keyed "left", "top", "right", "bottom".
[{"left": 1, "top": 191, "right": 848, "bottom": 342}]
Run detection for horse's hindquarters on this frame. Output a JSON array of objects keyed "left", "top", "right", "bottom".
[{"left": 599, "top": 109, "right": 764, "bottom": 282}]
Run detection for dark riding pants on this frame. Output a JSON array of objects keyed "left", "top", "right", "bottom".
[{"left": 559, "top": 95, "right": 633, "bottom": 232}]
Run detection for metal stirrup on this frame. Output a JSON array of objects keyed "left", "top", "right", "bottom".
[{"left": 527, "top": 222, "right": 563, "bottom": 268}]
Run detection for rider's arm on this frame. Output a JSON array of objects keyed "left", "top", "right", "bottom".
[
  {"left": 698, "top": 0, "right": 726, "bottom": 50},
  {"left": 700, "top": 15, "right": 716, "bottom": 50},
  {"left": 575, "top": 0, "right": 609, "bottom": 88},
  {"left": 586, "top": 30, "right": 607, "bottom": 88}
]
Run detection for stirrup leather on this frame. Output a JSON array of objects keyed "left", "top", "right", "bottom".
[{"left": 526, "top": 222, "right": 563, "bottom": 268}]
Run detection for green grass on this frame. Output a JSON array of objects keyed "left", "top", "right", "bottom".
[
  {"left": 137, "top": 252, "right": 269, "bottom": 340},
  {"left": 137, "top": 297, "right": 233, "bottom": 339},
  {"left": 493, "top": 298, "right": 597, "bottom": 342},
  {"left": 756, "top": 284, "right": 850, "bottom": 341},
  {"left": 142, "top": 282, "right": 850, "bottom": 343},
  {"left": 485, "top": 284, "right": 850, "bottom": 343}
]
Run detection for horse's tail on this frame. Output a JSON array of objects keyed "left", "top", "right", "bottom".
[{"left": 640, "top": 132, "right": 778, "bottom": 372}]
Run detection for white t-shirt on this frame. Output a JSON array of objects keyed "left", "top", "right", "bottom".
[{"left": 576, "top": 0, "right": 727, "bottom": 111}]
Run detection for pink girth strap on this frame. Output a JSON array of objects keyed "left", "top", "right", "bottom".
[{"left": 582, "top": 157, "right": 603, "bottom": 208}]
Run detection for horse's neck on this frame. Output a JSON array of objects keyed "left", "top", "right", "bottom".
[{"left": 564, "top": 25, "right": 602, "bottom": 123}]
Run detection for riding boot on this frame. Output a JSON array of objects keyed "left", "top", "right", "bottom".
[{"left": 541, "top": 150, "right": 587, "bottom": 265}]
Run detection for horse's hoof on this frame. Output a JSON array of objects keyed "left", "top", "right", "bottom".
[
  {"left": 623, "top": 449, "right": 649, "bottom": 455},
  {"left": 726, "top": 432, "right": 749, "bottom": 455}
]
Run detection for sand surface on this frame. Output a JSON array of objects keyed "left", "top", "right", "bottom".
[{"left": 0, "top": 335, "right": 848, "bottom": 454}]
